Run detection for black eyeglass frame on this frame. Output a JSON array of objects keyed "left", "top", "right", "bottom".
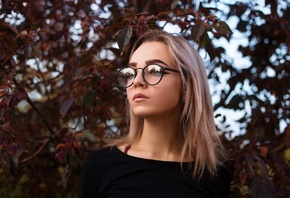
[{"left": 116, "top": 64, "right": 180, "bottom": 88}]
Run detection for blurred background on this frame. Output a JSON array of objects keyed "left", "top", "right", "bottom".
[{"left": 0, "top": 0, "right": 289, "bottom": 197}]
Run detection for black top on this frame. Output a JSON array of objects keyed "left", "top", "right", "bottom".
[{"left": 78, "top": 146, "right": 231, "bottom": 198}]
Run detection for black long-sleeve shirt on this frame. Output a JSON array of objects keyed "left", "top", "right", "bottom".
[{"left": 78, "top": 146, "right": 231, "bottom": 198}]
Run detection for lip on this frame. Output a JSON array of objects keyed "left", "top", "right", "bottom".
[{"left": 133, "top": 93, "right": 149, "bottom": 101}]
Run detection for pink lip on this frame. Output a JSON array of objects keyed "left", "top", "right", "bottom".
[{"left": 133, "top": 93, "right": 149, "bottom": 101}]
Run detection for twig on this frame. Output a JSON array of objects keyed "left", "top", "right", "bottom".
[{"left": 20, "top": 138, "right": 49, "bottom": 163}]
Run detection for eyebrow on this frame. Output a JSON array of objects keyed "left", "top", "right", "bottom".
[{"left": 128, "top": 59, "right": 170, "bottom": 67}]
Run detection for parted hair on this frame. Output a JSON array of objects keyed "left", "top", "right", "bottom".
[{"left": 110, "top": 29, "right": 226, "bottom": 178}]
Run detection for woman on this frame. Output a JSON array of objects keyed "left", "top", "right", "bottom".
[{"left": 78, "top": 29, "right": 231, "bottom": 197}]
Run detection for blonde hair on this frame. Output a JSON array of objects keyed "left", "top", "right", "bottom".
[{"left": 110, "top": 29, "right": 226, "bottom": 178}]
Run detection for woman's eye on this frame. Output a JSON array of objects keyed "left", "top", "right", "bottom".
[
  {"left": 146, "top": 65, "right": 162, "bottom": 75},
  {"left": 124, "top": 73, "right": 134, "bottom": 78}
]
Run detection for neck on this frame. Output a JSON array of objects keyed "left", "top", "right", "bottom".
[{"left": 131, "top": 114, "right": 185, "bottom": 161}]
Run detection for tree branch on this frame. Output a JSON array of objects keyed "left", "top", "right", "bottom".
[
  {"left": 0, "top": 66, "right": 56, "bottom": 135},
  {"left": 20, "top": 138, "right": 49, "bottom": 163}
]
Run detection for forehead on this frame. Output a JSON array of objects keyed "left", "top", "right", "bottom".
[{"left": 130, "top": 41, "right": 175, "bottom": 67}]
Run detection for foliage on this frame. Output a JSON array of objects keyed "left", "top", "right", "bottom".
[{"left": 0, "top": 0, "right": 289, "bottom": 197}]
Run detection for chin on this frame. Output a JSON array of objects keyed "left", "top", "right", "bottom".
[
  {"left": 132, "top": 109, "right": 154, "bottom": 118},
  {"left": 132, "top": 111, "right": 152, "bottom": 118},
  {"left": 132, "top": 109, "right": 167, "bottom": 119}
]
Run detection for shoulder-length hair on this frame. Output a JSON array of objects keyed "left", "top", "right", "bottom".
[{"left": 110, "top": 29, "right": 226, "bottom": 178}]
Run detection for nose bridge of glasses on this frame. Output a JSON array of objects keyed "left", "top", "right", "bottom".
[
  {"left": 134, "top": 67, "right": 145, "bottom": 78},
  {"left": 132, "top": 68, "right": 146, "bottom": 85}
]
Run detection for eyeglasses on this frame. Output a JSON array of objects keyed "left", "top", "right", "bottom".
[{"left": 117, "top": 64, "right": 180, "bottom": 88}]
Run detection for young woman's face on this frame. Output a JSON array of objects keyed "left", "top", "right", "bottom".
[{"left": 126, "top": 41, "right": 183, "bottom": 119}]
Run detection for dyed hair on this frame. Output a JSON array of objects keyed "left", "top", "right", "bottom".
[{"left": 111, "top": 29, "right": 226, "bottom": 178}]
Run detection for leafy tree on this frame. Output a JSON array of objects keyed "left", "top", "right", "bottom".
[{"left": 0, "top": 0, "right": 289, "bottom": 197}]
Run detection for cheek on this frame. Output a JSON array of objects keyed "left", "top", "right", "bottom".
[
  {"left": 164, "top": 78, "right": 182, "bottom": 98},
  {"left": 162, "top": 89, "right": 181, "bottom": 105},
  {"left": 126, "top": 88, "right": 134, "bottom": 103},
  {"left": 158, "top": 82, "right": 182, "bottom": 104}
]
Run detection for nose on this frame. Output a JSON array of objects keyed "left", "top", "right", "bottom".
[{"left": 133, "top": 68, "right": 147, "bottom": 88}]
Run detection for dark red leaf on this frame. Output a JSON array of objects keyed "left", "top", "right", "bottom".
[
  {"left": 60, "top": 98, "right": 74, "bottom": 117},
  {"left": 191, "top": 24, "right": 206, "bottom": 42},
  {"left": 117, "top": 26, "right": 133, "bottom": 54},
  {"left": 213, "top": 21, "right": 233, "bottom": 35}
]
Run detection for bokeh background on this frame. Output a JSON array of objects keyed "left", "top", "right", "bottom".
[{"left": 0, "top": 0, "right": 289, "bottom": 197}]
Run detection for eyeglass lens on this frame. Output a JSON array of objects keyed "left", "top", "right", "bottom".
[{"left": 117, "top": 65, "right": 166, "bottom": 88}]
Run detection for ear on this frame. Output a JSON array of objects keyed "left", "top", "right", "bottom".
[
  {"left": 182, "top": 93, "right": 186, "bottom": 102},
  {"left": 181, "top": 85, "right": 187, "bottom": 103},
  {"left": 181, "top": 90, "right": 186, "bottom": 103}
]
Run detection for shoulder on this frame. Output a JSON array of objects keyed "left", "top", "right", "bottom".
[
  {"left": 78, "top": 146, "right": 119, "bottom": 197},
  {"left": 80, "top": 146, "right": 123, "bottom": 180},
  {"left": 84, "top": 146, "right": 119, "bottom": 165},
  {"left": 83, "top": 146, "right": 131, "bottom": 169},
  {"left": 217, "top": 165, "right": 233, "bottom": 180},
  {"left": 207, "top": 161, "right": 233, "bottom": 186},
  {"left": 86, "top": 146, "right": 113, "bottom": 158},
  {"left": 208, "top": 163, "right": 233, "bottom": 197},
  {"left": 194, "top": 164, "right": 232, "bottom": 198},
  {"left": 219, "top": 159, "right": 235, "bottom": 182}
]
